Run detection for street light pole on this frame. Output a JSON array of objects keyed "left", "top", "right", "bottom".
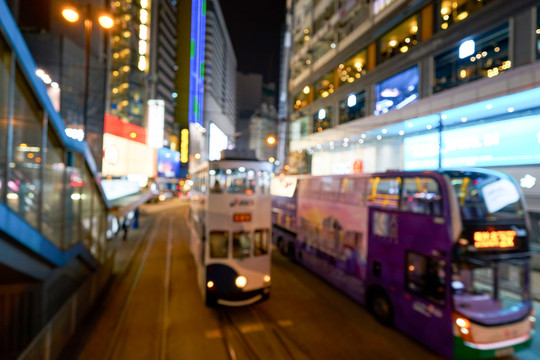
[{"left": 82, "top": 3, "right": 91, "bottom": 141}]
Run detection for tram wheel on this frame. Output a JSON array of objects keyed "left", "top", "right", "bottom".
[{"left": 369, "top": 288, "right": 393, "bottom": 326}]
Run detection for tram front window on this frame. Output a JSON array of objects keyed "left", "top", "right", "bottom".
[
  {"left": 233, "top": 231, "right": 251, "bottom": 258},
  {"left": 210, "top": 231, "right": 229, "bottom": 258},
  {"left": 227, "top": 168, "right": 256, "bottom": 194}
]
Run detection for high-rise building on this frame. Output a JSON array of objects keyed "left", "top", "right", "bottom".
[
  {"left": 188, "top": 0, "right": 237, "bottom": 164},
  {"left": 286, "top": 0, "right": 540, "bottom": 244},
  {"left": 148, "top": 0, "right": 178, "bottom": 149},
  {"left": 12, "top": 0, "right": 110, "bottom": 170}
]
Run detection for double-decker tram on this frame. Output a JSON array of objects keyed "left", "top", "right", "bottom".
[
  {"left": 189, "top": 150, "right": 273, "bottom": 306},
  {"left": 271, "top": 168, "right": 535, "bottom": 359}
]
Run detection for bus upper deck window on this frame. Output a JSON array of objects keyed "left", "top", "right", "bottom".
[{"left": 400, "top": 177, "right": 442, "bottom": 216}]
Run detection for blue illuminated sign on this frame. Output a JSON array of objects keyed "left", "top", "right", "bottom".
[
  {"left": 404, "top": 115, "right": 540, "bottom": 169},
  {"left": 189, "top": 0, "right": 206, "bottom": 126},
  {"left": 157, "top": 148, "right": 181, "bottom": 178},
  {"left": 374, "top": 66, "right": 419, "bottom": 116}
]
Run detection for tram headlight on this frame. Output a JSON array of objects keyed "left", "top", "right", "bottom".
[
  {"left": 263, "top": 275, "right": 271, "bottom": 284},
  {"left": 235, "top": 275, "right": 247, "bottom": 288},
  {"left": 207, "top": 280, "right": 215, "bottom": 289}
]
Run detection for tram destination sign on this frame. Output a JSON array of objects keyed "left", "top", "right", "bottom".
[{"left": 233, "top": 213, "right": 252, "bottom": 222}]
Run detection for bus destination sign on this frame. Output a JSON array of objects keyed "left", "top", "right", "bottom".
[
  {"left": 473, "top": 230, "right": 516, "bottom": 249},
  {"left": 233, "top": 213, "right": 252, "bottom": 222}
]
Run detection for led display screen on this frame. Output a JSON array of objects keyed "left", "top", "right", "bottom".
[
  {"left": 374, "top": 66, "right": 419, "bottom": 116},
  {"left": 157, "top": 147, "right": 181, "bottom": 178},
  {"left": 404, "top": 115, "right": 540, "bottom": 169}
]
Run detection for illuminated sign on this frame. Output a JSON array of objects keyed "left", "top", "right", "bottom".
[
  {"left": 404, "top": 115, "right": 540, "bottom": 169},
  {"left": 233, "top": 213, "right": 252, "bottom": 222},
  {"left": 181, "top": 129, "right": 189, "bottom": 163},
  {"left": 473, "top": 230, "right": 516, "bottom": 249},
  {"left": 189, "top": 0, "right": 206, "bottom": 125},
  {"left": 374, "top": 66, "right": 419, "bottom": 116},
  {"left": 147, "top": 100, "right": 165, "bottom": 148},
  {"left": 209, "top": 123, "right": 228, "bottom": 161}
]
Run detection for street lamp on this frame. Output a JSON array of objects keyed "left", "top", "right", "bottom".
[{"left": 62, "top": 4, "right": 113, "bottom": 141}]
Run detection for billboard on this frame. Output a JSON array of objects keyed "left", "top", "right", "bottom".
[
  {"left": 157, "top": 147, "right": 181, "bottom": 178},
  {"left": 374, "top": 66, "right": 419, "bottom": 116},
  {"left": 404, "top": 115, "right": 540, "bottom": 169},
  {"left": 147, "top": 99, "right": 165, "bottom": 148}
]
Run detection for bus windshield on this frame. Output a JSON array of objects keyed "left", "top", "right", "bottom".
[
  {"left": 447, "top": 172, "right": 524, "bottom": 222},
  {"left": 452, "top": 259, "right": 529, "bottom": 326}
]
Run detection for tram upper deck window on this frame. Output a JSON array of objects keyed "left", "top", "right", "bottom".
[
  {"left": 226, "top": 168, "right": 256, "bottom": 194},
  {"left": 209, "top": 169, "right": 226, "bottom": 193},
  {"left": 210, "top": 231, "right": 229, "bottom": 258},
  {"left": 257, "top": 171, "right": 271, "bottom": 195}
]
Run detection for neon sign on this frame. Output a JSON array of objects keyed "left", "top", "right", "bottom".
[{"left": 473, "top": 230, "right": 516, "bottom": 249}]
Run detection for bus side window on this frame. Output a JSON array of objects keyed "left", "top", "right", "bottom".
[
  {"left": 400, "top": 177, "right": 442, "bottom": 216},
  {"left": 406, "top": 251, "right": 446, "bottom": 305},
  {"left": 368, "top": 177, "right": 400, "bottom": 209},
  {"left": 340, "top": 177, "right": 366, "bottom": 205},
  {"left": 254, "top": 229, "right": 268, "bottom": 256},
  {"left": 210, "top": 231, "right": 229, "bottom": 258}
]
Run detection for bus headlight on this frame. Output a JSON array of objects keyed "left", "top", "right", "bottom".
[
  {"left": 235, "top": 276, "right": 247, "bottom": 288},
  {"left": 263, "top": 275, "right": 271, "bottom": 284}
]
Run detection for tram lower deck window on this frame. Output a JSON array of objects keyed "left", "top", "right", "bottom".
[
  {"left": 254, "top": 229, "right": 269, "bottom": 256},
  {"left": 233, "top": 231, "right": 251, "bottom": 258},
  {"left": 210, "top": 231, "right": 229, "bottom": 258}
]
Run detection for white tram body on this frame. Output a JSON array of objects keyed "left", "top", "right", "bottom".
[{"left": 189, "top": 150, "right": 273, "bottom": 306}]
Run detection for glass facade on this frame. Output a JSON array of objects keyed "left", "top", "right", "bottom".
[
  {"left": 434, "top": 23, "right": 509, "bottom": 93},
  {"left": 0, "top": 22, "right": 109, "bottom": 258},
  {"left": 438, "top": 0, "right": 493, "bottom": 31},
  {"left": 338, "top": 49, "right": 367, "bottom": 86},
  {"left": 313, "top": 106, "right": 333, "bottom": 133},
  {"left": 380, "top": 14, "right": 419, "bottom": 63},
  {"left": 339, "top": 91, "right": 365, "bottom": 124}
]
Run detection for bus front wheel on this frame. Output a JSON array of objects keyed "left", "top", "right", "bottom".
[{"left": 368, "top": 288, "right": 393, "bottom": 326}]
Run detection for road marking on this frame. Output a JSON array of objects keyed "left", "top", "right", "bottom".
[
  {"left": 160, "top": 217, "right": 173, "bottom": 360},
  {"left": 277, "top": 319, "right": 294, "bottom": 327}
]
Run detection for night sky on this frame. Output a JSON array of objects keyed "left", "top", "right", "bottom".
[{"left": 218, "top": 0, "right": 287, "bottom": 87}]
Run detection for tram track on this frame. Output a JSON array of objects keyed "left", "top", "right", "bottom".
[
  {"left": 103, "top": 205, "right": 178, "bottom": 360},
  {"left": 216, "top": 305, "right": 312, "bottom": 360}
]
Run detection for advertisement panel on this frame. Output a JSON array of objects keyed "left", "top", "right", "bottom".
[
  {"left": 374, "top": 66, "right": 419, "bottom": 116},
  {"left": 147, "top": 99, "right": 165, "bottom": 148},
  {"left": 157, "top": 147, "right": 181, "bottom": 178}
]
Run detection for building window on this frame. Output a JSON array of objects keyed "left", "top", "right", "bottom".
[
  {"left": 438, "top": 0, "right": 493, "bottom": 31},
  {"left": 339, "top": 91, "right": 365, "bottom": 124},
  {"left": 0, "top": 37, "right": 10, "bottom": 200},
  {"left": 314, "top": 71, "right": 335, "bottom": 100},
  {"left": 291, "top": 116, "right": 310, "bottom": 140},
  {"left": 338, "top": 48, "right": 367, "bottom": 86},
  {"left": 313, "top": 106, "right": 332, "bottom": 133},
  {"left": 434, "top": 23, "right": 509, "bottom": 94},
  {"left": 293, "top": 89, "right": 310, "bottom": 110},
  {"left": 379, "top": 14, "right": 419, "bottom": 64}
]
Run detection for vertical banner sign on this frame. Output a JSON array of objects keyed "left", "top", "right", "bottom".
[
  {"left": 147, "top": 99, "right": 165, "bottom": 148},
  {"left": 189, "top": 0, "right": 206, "bottom": 126},
  {"left": 181, "top": 128, "right": 189, "bottom": 163}
]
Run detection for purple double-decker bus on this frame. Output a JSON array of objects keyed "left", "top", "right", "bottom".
[{"left": 271, "top": 168, "right": 535, "bottom": 359}]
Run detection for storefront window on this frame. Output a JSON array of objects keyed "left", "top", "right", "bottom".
[
  {"left": 434, "top": 23, "right": 509, "bottom": 94},
  {"left": 7, "top": 68, "right": 43, "bottom": 230},
  {"left": 42, "top": 128, "right": 65, "bottom": 246},
  {"left": 313, "top": 106, "right": 333, "bottom": 133},
  {"left": 81, "top": 167, "right": 94, "bottom": 247},
  {"left": 380, "top": 14, "right": 419, "bottom": 64},
  {"left": 439, "top": 0, "right": 493, "bottom": 31},
  {"left": 338, "top": 49, "right": 367, "bottom": 87},
  {"left": 313, "top": 71, "right": 335, "bottom": 100},
  {"left": 0, "top": 37, "right": 10, "bottom": 199},
  {"left": 339, "top": 91, "right": 365, "bottom": 124}
]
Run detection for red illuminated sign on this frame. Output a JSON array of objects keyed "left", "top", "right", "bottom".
[
  {"left": 473, "top": 230, "right": 516, "bottom": 249},
  {"left": 233, "top": 213, "right": 252, "bottom": 222}
]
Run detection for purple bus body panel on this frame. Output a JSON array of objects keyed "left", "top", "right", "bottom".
[{"left": 366, "top": 207, "right": 455, "bottom": 359}]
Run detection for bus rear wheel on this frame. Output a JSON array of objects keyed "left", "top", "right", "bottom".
[{"left": 368, "top": 289, "right": 393, "bottom": 326}]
